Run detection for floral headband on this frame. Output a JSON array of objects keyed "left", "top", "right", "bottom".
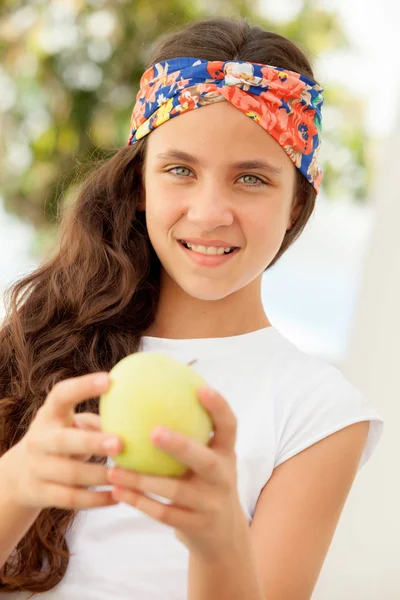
[{"left": 127, "top": 57, "right": 324, "bottom": 192}]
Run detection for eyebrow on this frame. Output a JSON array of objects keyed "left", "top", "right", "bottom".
[{"left": 155, "top": 150, "right": 283, "bottom": 176}]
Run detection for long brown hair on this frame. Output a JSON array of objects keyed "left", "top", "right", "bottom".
[{"left": 0, "top": 17, "right": 318, "bottom": 594}]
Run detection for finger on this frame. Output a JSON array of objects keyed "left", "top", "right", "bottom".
[
  {"left": 42, "top": 372, "right": 110, "bottom": 423},
  {"left": 39, "top": 482, "right": 119, "bottom": 510},
  {"left": 197, "top": 387, "right": 237, "bottom": 452},
  {"left": 151, "top": 428, "right": 223, "bottom": 484},
  {"left": 111, "top": 485, "right": 198, "bottom": 529},
  {"left": 73, "top": 412, "right": 102, "bottom": 431},
  {"left": 72, "top": 414, "right": 104, "bottom": 461},
  {"left": 37, "top": 455, "right": 110, "bottom": 488},
  {"left": 35, "top": 427, "right": 123, "bottom": 458},
  {"left": 107, "top": 467, "right": 204, "bottom": 511}
]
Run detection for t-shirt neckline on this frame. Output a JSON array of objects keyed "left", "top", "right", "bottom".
[{"left": 139, "top": 325, "right": 280, "bottom": 360}]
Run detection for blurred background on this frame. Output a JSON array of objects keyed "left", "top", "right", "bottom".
[{"left": 0, "top": 0, "right": 398, "bottom": 597}]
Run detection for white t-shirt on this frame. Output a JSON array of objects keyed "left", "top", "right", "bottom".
[{"left": 5, "top": 326, "right": 384, "bottom": 599}]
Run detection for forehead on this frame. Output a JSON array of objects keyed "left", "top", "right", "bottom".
[{"left": 145, "top": 100, "right": 293, "bottom": 170}]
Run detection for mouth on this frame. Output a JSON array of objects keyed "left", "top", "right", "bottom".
[
  {"left": 177, "top": 239, "right": 240, "bottom": 267},
  {"left": 178, "top": 240, "right": 239, "bottom": 255}
]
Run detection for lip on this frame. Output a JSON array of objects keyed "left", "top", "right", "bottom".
[
  {"left": 177, "top": 237, "right": 239, "bottom": 249},
  {"left": 177, "top": 239, "right": 240, "bottom": 267}
]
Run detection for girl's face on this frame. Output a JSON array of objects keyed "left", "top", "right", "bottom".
[{"left": 141, "top": 100, "right": 297, "bottom": 302}]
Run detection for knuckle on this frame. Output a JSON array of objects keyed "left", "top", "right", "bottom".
[
  {"left": 25, "top": 434, "right": 39, "bottom": 453},
  {"left": 92, "top": 492, "right": 107, "bottom": 507},
  {"left": 96, "top": 465, "right": 108, "bottom": 483},
  {"left": 63, "top": 462, "right": 80, "bottom": 485},
  {"left": 48, "top": 377, "right": 78, "bottom": 408},
  {"left": 206, "top": 454, "right": 220, "bottom": 474},
  {"left": 81, "top": 430, "right": 93, "bottom": 449},
  {"left": 132, "top": 472, "right": 142, "bottom": 489},
  {"left": 49, "top": 427, "right": 67, "bottom": 451},
  {"left": 169, "top": 481, "right": 181, "bottom": 504},
  {"left": 89, "top": 432, "right": 106, "bottom": 455},
  {"left": 63, "top": 487, "right": 80, "bottom": 509},
  {"left": 157, "top": 503, "right": 172, "bottom": 525},
  {"left": 48, "top": 379, "right": 67, "bottom": 402}
]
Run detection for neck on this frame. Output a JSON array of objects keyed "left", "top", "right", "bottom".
[{"left": 143, "top": 273, "right": 271, "bottom": 340}]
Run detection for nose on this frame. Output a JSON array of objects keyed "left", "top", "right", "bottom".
[{"left": 186, "top": 183, "right": 234, "bottom": 231}]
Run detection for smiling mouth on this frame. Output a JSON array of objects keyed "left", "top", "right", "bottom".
[{"left": 179, "top": 240, "right": 238, "bottom": 255}]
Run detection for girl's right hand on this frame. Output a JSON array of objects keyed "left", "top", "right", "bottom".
[{"left": 4, "top": 372, "right": 123, "bottom": 511}]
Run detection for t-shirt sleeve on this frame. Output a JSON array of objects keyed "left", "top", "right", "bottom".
[{"left": 273, "top": 364, "right": 384, "bottom": 472}]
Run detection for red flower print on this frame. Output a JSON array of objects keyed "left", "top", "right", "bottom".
[{"left": 207, "top": 61, "right": 225, "bottom": 80}]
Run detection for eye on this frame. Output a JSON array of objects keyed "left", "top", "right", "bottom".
[
  {"left": 167, "top": 166, "right": 193, "bottom": 178},
  {"left": 237, "top": 174, "right": 266, "bottom": 187}
]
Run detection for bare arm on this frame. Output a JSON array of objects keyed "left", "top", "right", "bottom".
[
  {"left": 0, "top": 445, "right": 42, "bottom": 570},
  {"left": 188, "top": 421, "right": 370, "bottom": 600},
  {"left": 250, "top": 421, "right": 370, "bottom": 600}
]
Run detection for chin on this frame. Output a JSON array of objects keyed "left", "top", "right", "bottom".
[{"left": 179, "top": 279, "right": 242, "bottom": 302}]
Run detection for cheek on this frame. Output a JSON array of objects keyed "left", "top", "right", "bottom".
[
  {"left": 144, "top": 182, "right": 183, "bottom": 238},
  {"left": 242, "top": 203, "right": 287, "bottom": 248}
]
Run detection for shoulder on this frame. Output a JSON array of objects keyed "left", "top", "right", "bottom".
[
  {"left": 266, "top": 327, "right": 358, "bottom": 401},
  {"left": 264, "top": 328, "right": 383, "bottom": 471}
]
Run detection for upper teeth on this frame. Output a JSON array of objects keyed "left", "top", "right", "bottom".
[{"left": 181, "top": 241, "right": 234, "bottom": 255}]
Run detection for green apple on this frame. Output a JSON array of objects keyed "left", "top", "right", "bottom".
[{"left": 99, "top": 352, "right": 213, "bottom": 477}]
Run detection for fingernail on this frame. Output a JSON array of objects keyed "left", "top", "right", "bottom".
[
  {"left": 94, "top": 373, "right": 109, "bottom": 388},
  {"left": 200, "top": 387, "right": 213, "bottom": 398},
  {"left": 151, "top": 426, "right": 170, "bottom": 442},
  {"left": 102, "top": 436, "right": 120, "bottom": 453}
]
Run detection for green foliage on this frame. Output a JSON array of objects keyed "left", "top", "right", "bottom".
[{"left": 0, "top": 0, "right": 370, "bottom": 255}]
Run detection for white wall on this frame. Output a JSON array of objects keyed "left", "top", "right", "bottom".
[{"left": 312, "top": 110, "right": 400, "bottom": 599}]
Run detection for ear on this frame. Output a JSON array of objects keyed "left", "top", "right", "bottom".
[{"left": 286, "top": 202, "right": 302, "bottom": 231}]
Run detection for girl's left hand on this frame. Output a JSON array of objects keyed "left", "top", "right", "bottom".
[{"left": 107, "top": 386, "right": 249, "bottom": 559}]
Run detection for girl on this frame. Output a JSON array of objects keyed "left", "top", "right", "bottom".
[{"left": 0, "top": 16, "right": 384, "bottom": 600}]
